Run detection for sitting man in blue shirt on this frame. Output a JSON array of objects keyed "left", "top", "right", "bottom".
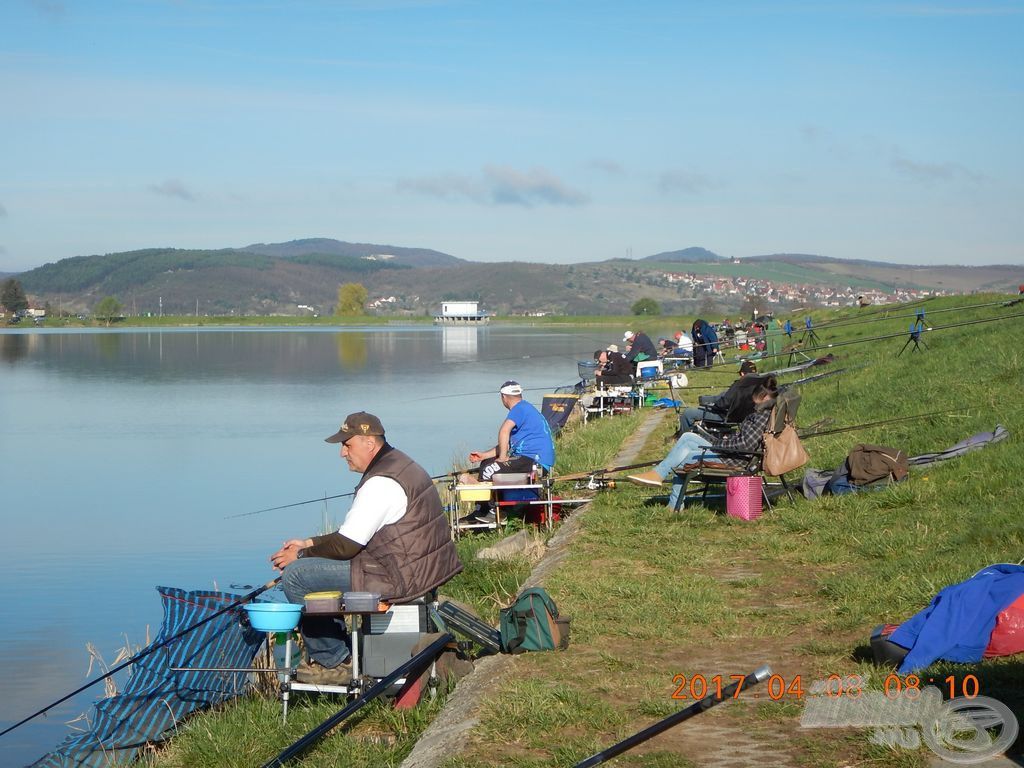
[{"left": 460, "top": 380, "right": 556, "bottom": 500}]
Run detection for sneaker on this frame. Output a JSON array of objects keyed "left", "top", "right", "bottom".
[
  {"left": 456, "top": 512, "right": 479, "bottom": 526},
  {"left": 473, "top": 510, "right": 498, "bottom": 525},
  {"left": 628, "top": 470, "right": 664, "bottom": 487},
  {"left": 295, "top": 658, "right": 353, "bottom": 685}
]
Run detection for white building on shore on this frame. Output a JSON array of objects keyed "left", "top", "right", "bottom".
[{"left": 433, "top": 300, "right": 489, "bottom": 324}]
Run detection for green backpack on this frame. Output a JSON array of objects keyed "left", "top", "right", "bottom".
[{"left": 499, "top": 587, "right": 570, "bottom": 654}]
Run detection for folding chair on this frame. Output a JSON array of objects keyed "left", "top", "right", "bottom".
[{"left": 671, "top": 390, "right": 804, "bottom": 512}]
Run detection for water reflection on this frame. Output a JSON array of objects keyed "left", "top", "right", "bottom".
[
  {"left": 336, "top": 332, "right": 368, "bottom": 369},
  {"left": 1, "top": 333, "right": 29, "bottom": 363},
  {"left": 441, "top": 325, "right": 481, "bottom": 362}
]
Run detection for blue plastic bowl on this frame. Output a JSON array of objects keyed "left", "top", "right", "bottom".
[{"left": 243, "top": 602, "right": 302, "bottom": 632}]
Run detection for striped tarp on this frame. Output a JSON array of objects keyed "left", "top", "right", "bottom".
[{"left": 29, "top": 587, "right": 264, "bottom": 768}]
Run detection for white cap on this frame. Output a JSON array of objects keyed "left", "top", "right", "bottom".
[
  {"left": 606, "top": 344, "right": 619, "bottom": 353},
  {"left": 499, "top": 380, "right": 523, "bottom": 396},
  {"left": 623, "top": 330, "right": 634, "bottom": 342}
]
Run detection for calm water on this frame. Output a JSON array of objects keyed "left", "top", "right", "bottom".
[{"left": 0, "top": 324, "right": 618, "bottom": 764}]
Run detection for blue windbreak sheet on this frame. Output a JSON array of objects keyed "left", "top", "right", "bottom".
[{"left": 29, "top": 587, "right": 263, "bottom": 768}]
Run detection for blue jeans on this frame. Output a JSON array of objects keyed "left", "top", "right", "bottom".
[
  {"left": 679, "top": 407, "right": 726, "bottom": 433},
  {"left": 655, "top": 432, "right": 719, "bottom": 508},
  {"left": 281, "top": 557, "right": 352, "bottom": 668}
]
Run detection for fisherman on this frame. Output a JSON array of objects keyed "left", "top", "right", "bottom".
[
  {"left": 677, "top": 361, "right": 773, "bottom": 434},
  {"left": 622, "top": 330, "right": 657, "bottom": 363},
  {"left": 461, "top": 381, "right": 555, "bottom": 493},
  {"left": 691, "top": 319, "right": 720, "bottom": 368},
  {"left": 459, "top": 381, "right": 556, "bottom": 524},
  {"left": 672, "top": 330, "right": 694, "bottom": 362},
  {"left": 270, "top": 411, "right": 462, "bottom": 684},
  {"left": 628, "top": 384, "right": 777, "bottom": 508},
  {"left": 594, "top": 346, "right": 634, "bottom": 386}
]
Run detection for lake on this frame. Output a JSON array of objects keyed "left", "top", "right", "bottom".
[{"left": 0, "top": 324, "right": 624, "bottom": 764}]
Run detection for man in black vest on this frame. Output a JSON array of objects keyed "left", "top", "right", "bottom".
[{"left": 270, "top": 411, "right": 462, "bottom": 685}]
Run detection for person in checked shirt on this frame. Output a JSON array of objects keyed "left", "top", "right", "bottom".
[{"left": 627, "top": 385, "right": 777, "bottom": 508}]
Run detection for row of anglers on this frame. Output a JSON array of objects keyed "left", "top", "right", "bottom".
[
  {"left": 592, "top": 320, "right": 794, "bottom": 384},
  {"left": 270, "top": 355, "right": 794, "bottom": 685}
]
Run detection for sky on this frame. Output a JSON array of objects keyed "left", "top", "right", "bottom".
[{"left": 1, "top": 0, "right": 1022, "bottom": 272}]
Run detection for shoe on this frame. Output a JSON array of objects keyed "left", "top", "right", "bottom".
[
  {"left": 456, "top": 512, "right": 479, "bottom": 526},
  {"left": 295, "top": 658, "right": 353, "bottom": 685},
  {"left": 473, "top": 510, "right": 498, "bottom": 525},
  {"left": 628, "top": 471, "right": 664, "bottom": 487}
]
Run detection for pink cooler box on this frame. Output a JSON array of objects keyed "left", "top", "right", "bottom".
[{"left": 725, "top": 475, "right": 763, "bottom": 520}]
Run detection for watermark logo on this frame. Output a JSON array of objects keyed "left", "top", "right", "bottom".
[{"left": 800, "top": 674, "right": 1017, "bottom": 764}]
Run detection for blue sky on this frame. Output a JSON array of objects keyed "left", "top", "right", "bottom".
[{"left": 1, "top": 0, "right": 1022, "bottom": 271}]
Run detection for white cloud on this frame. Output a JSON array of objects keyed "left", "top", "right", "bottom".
[
  {"left": 658, "top": 170, "right": 721, "bottom": 196},
  {"left": 29, "top": 0, "right": 65, "bottom": 20},
  {"left": 147, "top": 179, "right": 196, "bottom": 201},
  {"left": 397, "top": 166, "right": 589, "bottom": 207},
  {"left": 889, "top": 150, "right": 984, "bottom": 184},
  {"left": 589, "top": 158, "right": 626, "bottom": 176}
]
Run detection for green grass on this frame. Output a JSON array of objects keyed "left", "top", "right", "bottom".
[{"left": 142, "top": 294, "right": 1024, "bottom": 766}]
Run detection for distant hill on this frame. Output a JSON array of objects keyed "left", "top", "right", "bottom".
[
  {"left": 10, "top": 240, "right": 1021, "bottom": 316},
  {"left": 239, "top": 239, "right": 465, "bottom": 268},
  {"left": 642, "top": 247, "right": 722, "bottom": 263}
]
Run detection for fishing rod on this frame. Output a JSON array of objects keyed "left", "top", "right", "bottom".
[
  {"left": 555, "top": 460, "right": 658, "bottom": 483},
  {"left": 0, "top": 577, "right": 282, "bottom": 740},
  {"left": 693, "top": 308, "right": 1024, "bottom": 374},
  {"left": 675, "top": 299, "right": 1019, "bottom": 368},
  {"left": 227, "top": 470, "right": 465, "bottom": 519},
  {"left": 574, "top": 664, "right": 772, "bottom": 767},
  {"left": 801, "top": 297, "right": 1016, "bottom": 334},
  {"left": 799, "top": 407, "right": 967, "bottom": 440},
  {"left": 260, "top": 632, "right": 454, "bottom": 767},
  {"left": 413, "top": 381, "right": 579, "bottom": 402}
]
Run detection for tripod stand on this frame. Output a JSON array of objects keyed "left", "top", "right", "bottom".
[{"left": 898, "top": 321, "right": 927, "bottom": 356}]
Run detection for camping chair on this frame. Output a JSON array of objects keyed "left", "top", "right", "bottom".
[{"left": 670, "top": 390, "right": 804, "bottom": 512}]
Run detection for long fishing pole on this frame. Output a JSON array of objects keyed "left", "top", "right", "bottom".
[
  {"left": 574, "top": 664, "right": 772, "bottom": 767},
  {"left": 682, "top": 298, "right": 1021, "bottom": 363},
  {"left": 227, "top": 470, "right": 465, "bottom": 519},
  {"left": 555, "top": 460, "right": 658, "bottom": 482},
  {"left": 804, "top": 297, "right": 1016, "bottom": 334},
  {"left": 799, "top": 407, "right": 967, "bottom": 440},
  {"left": 695, "top": 308, "right": 1024, "bottom": 374},
  {"left": 0, "top": 577, "right": 282, "bottom": 740}
]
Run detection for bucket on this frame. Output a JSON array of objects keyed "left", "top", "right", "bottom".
[
  {"left": 637, "top": 360, "right": 663, "bottom": 380},
  {"left": 244, "top": 602, "right": 303, "bottom": 632},
  {"left": 577, "top": 360, "right": 598, "bottom": 382}
]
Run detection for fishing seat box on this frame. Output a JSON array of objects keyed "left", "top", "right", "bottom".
[{"left": 360, "top": 604, "right": 431, "bottom": 678}]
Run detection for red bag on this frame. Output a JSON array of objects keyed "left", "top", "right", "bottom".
[
  {"left": 725, "top": 476, "right": 762, "bottom": 521},
  {"left": 985, "top": 593, "right": 1024, "bottom": 658}
]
